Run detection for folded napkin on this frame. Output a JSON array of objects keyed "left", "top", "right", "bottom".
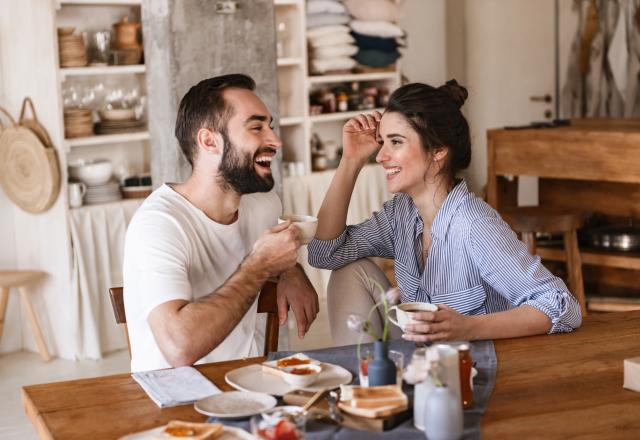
[{"left": 132, "top": 366, "right": 221, "bottom": 408}]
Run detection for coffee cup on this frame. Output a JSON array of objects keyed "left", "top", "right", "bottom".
[
  {"left": 388, "top": 302, "right": 438, "bottom": 328},
  {"left": 68, "top": 182, "right": 87, "bottom": 208},
  {"left": 278, "top": 214, "right": 318, "bottom": 245}
]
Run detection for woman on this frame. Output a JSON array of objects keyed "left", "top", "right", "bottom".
[{"left": 307, "top": 80, "right": 582, "bottom": 345}]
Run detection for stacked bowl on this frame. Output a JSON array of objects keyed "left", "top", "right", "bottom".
[{"left": 68, "top": 159, "right": 122, "bottom": 205}]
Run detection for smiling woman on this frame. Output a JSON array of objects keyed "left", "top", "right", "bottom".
[{"left": 307, "top": 81, "right": 582, "bottom": 347}]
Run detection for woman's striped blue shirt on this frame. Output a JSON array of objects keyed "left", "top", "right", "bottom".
[{"left": 308, "top": 180, "right": 582, "bottom": 333}]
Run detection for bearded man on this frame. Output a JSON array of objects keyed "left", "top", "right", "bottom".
[{"left": 123, "top": 74, "right": 319, "bottom": 372}]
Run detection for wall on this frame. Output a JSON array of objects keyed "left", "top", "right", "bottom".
[
  {"left": 400, "top": 0, "right": 448, "bottom": 85},
  {"left": 143, "top": 0, "right": 280, "bottom": 187},
  {"left": 0, "top": 0, "right": 74, "bottom": 357}
]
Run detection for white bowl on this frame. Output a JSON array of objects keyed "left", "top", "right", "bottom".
[
  {"left": 98, "top": 108, "right": 136, "bottom": 121},
  {"left": 68, "top": 159, "right": 113, "bottom": 186},
  {"left": 280, "top": 364, "right": 322, "bottom": 388},
  {"left": 278, "top": 214, "right": 318, "bottom": 245}
]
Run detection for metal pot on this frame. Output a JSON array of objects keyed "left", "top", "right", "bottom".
[{"left": 586, "top": 226, "right": 640, "bottom": 251}]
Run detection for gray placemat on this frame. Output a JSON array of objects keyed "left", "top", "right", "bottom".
[{"left": 210, "top": 339, "right": 497, "bottom": 439}]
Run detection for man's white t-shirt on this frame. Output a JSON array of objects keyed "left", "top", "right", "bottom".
[{"left": 123, "top": 184, "right": 282, "bottom": 372}]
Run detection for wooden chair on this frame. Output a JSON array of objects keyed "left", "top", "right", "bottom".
[
  {"left": 501, "top": 206, "right": 588, "bottom": 317},
  {"left": 0, "top": 270, "right": 51, "bottom": 361},
  {"left": 108, "top": 281, "right": 281, "bottom": 358}
]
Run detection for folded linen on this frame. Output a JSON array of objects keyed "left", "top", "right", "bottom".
[
  {"left": 132, "top": 366, "right": 221, "bottom": 408},
  {"left": 307, "top": 24, "right": 351, "bottom": 39},
  {"left": 311, "top": 57, "right": 357, "bottom": 74},
  {"left": 352, "top": 31, "right": 401, "bottom": 52},
  {"left": 312, "top": 43, "right": 359, "bottom": 59},
  {"left": 308, "top": 32, "right": 355, "bottom": 48},
  {"left": 308, "top": 0, "right": 347, "bottom": 15},
  {"left": 354, "top": 48, "right": 401, "bottom": 68},
  {"left": 350, "top": 20, "right": 405, "bottom": 38},
  {"left": 307, "top": 13, "right": 350, "bottom": 28},
  {"left": 343, "top": 0, "right": 403, "bottom": 22}
]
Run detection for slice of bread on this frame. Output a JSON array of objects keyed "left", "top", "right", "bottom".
[
  {"left": 340, "top": 384, "right": 407, "bottom": 409},
  {"left": 154, "top": 420, "right": 223, "bottom": 440}
]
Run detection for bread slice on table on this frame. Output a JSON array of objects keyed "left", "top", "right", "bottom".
[{"left": 154, "top": 420, "right": 223, "bottom": 440}]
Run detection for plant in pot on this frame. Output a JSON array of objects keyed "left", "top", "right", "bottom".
[{"left": 346, "top": 281, "right": 401, "bottom": 386}]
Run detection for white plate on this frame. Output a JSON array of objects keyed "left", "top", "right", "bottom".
[
  {"left": 225, "top": 363, "right": 352, "bottom": 396},
  {"left": 194, "top": 391, "right": 277, "bottom": 419},
  {"left": 119, "top": 425, "right": 257, "bottom": 440}
]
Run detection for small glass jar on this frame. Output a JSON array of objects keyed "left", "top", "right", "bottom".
[{"left": 251, "top": 406, "right": 306, "bottom": 440}]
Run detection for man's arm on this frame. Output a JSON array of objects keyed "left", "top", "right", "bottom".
[
  {"left": 276, "top": 264, "right": 319, "bottom": 339},
  {"left": 148, "top": 222, "right": 299, "bottom": 367}
]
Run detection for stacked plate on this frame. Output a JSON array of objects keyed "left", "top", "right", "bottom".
[
  {"left": 95, "top": 119, "right": 146, "bottom": 135},
  {"left": 84, "top": 181, "right": 122, "bottom": 205}
]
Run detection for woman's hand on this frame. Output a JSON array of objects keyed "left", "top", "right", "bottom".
[
  {"left": 341, "top": 111, "right": 382, "bottom": 166},
  {"left": 401, "top": 304, "right": 474, "bottom": 342}
]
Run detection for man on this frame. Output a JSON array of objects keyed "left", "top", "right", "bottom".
[{"left": 123, "top": 74, "right": 319, "bottom": 372}]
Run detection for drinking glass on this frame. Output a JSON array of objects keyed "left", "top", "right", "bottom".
[
  {"left": 358, "top": 347, "right": 373, "bottom": 387},
  {"left": 389, "top": 350, "right": 404, "bottom": 386},
  {"left": 251, "top": 405, "right": 306, "bottom": 440}
]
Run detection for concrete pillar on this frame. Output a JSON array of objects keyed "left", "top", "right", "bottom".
[{"left": 142, "top": 0, "right": 280, "bottom": 187}]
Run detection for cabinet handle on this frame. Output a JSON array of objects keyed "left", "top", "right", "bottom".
[{"left": 530, "top": 94, "right": 552, "bottom": 103}]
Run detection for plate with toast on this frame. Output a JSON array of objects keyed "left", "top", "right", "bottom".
[
  {"left": 225, "top": 353, "right": 352, "bottom": 396},
  {"left": 118, "top": 421, "right": 257, "bottom": 439}
]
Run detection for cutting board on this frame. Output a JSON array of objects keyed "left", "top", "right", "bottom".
[{"left": 283, "top": 390, "right": 411, "bottom": 432}]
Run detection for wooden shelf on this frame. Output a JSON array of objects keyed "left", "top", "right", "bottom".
[
  {"left": 277, "top": 58, "right": 303, "bottom": 67},
  {"left": 309, "top": 108, "right": 385, "bottom": 123},
  {"left": 59, "top": 0, "right": 141, "bottom": 5},
  {"left": 274, "top": 0, "right": 302, "bottom": 6},
  {"left": 537, "top": 246, "right": 640, "bottom": 271},
  {"left": 308, "top": 72, "right": 399, "bottom": 85},
  {"left": 66, "top": 131, "right": 149, "bottom": 148},
  {"left": 280, "top": 116, "right": 305, "bottom": 127},
  {"left": 59, "top": 64, "right": 145, "bottom": 80}
]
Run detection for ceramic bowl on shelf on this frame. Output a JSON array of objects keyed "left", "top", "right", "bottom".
[
  {"left": 98, "top": 108, "right": 136, "bottom": 121},
  {"left": 57, "top": 27, "right": 76, "bottom": 37},
  {"left": 68, "top": 159, "right": 113, "bottom": 186}
]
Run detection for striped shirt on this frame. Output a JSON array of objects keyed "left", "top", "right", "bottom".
[{"left": 308, "top": 180, "right": 582, "bottom": 333}]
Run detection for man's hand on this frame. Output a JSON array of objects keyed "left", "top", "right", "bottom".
[
  {"left": 402, "top": 304, "right": 474, "bottom": 342},
  {"left": 276, "top": 265, "right": 319, "bottom": 339},
  {"left": 248, "top": 221, "right": 300, "bottom": 278}
]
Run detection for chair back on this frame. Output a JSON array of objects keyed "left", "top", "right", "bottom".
[{"left": 108, "top": 281, "right": 279, "bottom": 358}]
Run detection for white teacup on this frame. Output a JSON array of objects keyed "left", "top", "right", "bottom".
[
  {"left": 278, "top": 214, "right": 318, "bottom": 245},
  {"left": 388, "top": 302, "right": 438, "bottom": 328}
]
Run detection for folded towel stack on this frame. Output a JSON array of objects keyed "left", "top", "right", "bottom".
[
  {"left": 343, "top": 0, "right": 406, "bottom": 69},
  {"left": 307, "top": 0, "right": 357, "bottom": 74}
]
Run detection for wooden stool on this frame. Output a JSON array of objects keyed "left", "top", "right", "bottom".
[
  {"left": 501, "top": 207, "right": 588, "bottom": 317},
  {"left": 0, "top": 271, "right": 51, "bottom": 361}
]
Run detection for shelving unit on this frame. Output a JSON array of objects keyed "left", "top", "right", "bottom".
[
  {"left": 274, "top": 0, "right": 401, "bottom": 175},
  {"left": 55, "top": 0, "right": 150, "bottom": 201}
]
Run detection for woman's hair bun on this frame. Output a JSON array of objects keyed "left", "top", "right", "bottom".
[{"left": 439, "top": 79, "right": 468, "bottom": 109}]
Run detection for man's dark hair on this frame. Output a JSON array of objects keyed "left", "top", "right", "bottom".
[{"left": 175, "top": 74, "right": 256, "bottom": 166}]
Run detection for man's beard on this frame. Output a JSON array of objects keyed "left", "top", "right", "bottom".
[{"left": 218, "top": 130, "right": 275, "bottom": 195}]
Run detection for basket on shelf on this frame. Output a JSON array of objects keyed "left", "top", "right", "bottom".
[
  {"left": 58, "top": 28, "right": 87, "bottom": 67},
  {"left": 64, "top": 107, "right": 93, "bottom": 138}
]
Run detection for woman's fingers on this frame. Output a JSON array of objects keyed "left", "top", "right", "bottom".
[
  {"left": 409, "top": 311, "right": 437, "bottom": 322},
  {"left": 402, "top": 332, "right": 448, "bottom": 342}
]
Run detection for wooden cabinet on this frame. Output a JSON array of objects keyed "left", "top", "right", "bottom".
[{"left": 487, "top": 119, "right": 640, "bottom": 311}]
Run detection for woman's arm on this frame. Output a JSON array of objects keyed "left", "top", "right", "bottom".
[
  {"left": 402, "top": 304, "right": 551, "bottom": 342},
  {"left": 315, "top": 112, "right": 382, "bottom": 240}
]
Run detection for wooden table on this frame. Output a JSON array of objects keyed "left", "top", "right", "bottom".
[{"left": 22, "top": 311, "right": 640, "bottom": 439}]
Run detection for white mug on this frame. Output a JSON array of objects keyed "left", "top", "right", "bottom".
[
  {"left": 388, "top": 302, "right": 438, "bottom": 328},
  {"left": 68, "top": 182, "right": 87, "bottom": 208},
  {"left": 278, "top": 214, "right": 318, "bottom": 245}
]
